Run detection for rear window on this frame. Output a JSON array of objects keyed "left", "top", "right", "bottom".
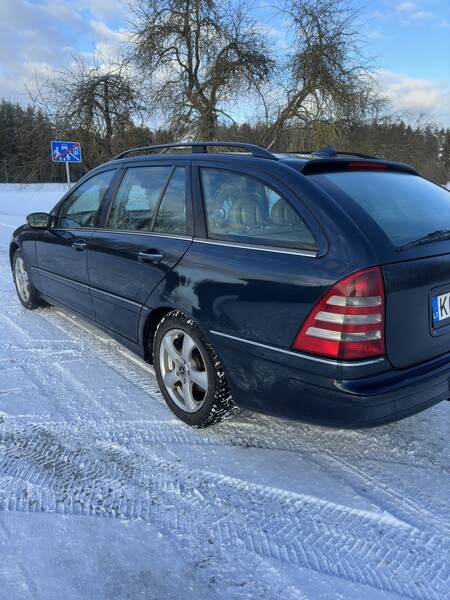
[{"left": 311, "top": 170, "right": 450, "bottom": 248}]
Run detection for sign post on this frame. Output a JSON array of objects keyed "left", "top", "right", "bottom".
[{"left": 51, "top": 141, "right": 82, "bottom": 188}]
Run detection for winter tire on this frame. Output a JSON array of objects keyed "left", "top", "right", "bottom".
[
  {"left": 153, "top": 311, "right": 238, "bottom": 427},
  {"left": 12, "top": 249, "right": 45, "bottom": 309}
]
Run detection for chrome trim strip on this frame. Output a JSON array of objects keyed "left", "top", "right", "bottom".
[
  {"left": 94, "top": 229, "right": 193, "bottom": 242},
  {"left": 194, "top": 238, "right": 317, "bottom": 257},
  {"left": 210, "top": 330, "right": 385, "bottom": 367},
  {"left": 51, "top": 228, "right": 193, "bottom": 242}
]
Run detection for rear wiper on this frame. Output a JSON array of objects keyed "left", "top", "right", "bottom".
[{"left": 396, "top": 229, "right": 450, "bottom": 252}]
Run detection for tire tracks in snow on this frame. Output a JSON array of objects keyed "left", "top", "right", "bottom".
[
  {"left": 0, "top": 418, "right": 449, "bottom": 600},
  {"left": 37, "top": 307, "right": 162, "bottom": 399},
  {"left": 3, "top": 414, "right": 448, "bottom": 539}
]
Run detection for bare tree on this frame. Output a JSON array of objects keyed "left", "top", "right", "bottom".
[
  {"left": 58, "top": 52, "right": 145, "bottom": 157},
  {"left": 28, "top": 49, "right": 145, "bottom": 167},
  {"left": 260, "top": 0, "right": 375, "bottom": 148},
  {"left": 67, "top": 58, "right": 143, "bottom": 153},
  {"left": 129, "top": 0, "right": 273, "bottom": 140}
]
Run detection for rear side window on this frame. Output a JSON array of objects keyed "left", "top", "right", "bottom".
[
  {"left": 312, "top": 171, "right": 450, "bottom": 248},
  {"left": 153, "top": 167, "right": 186, "bottom": 234},
  {"left": 200, "top": 168, "right": 318, "bottom": 251}
]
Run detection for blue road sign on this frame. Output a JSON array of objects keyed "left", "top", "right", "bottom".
[{"left": 51, "top": 141, "right": 82, "bottom": 163}]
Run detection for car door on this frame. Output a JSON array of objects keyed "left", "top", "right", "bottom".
[
  {"left": 87, "top": 162, "right": 193, "bottom": 341},
  {"left": 35, "top": 169, "right": 117, "bottom": 318}
]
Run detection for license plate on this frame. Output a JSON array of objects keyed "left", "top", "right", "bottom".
[{"left": 432, "top": 292, "right": 450, "bottom": 325}]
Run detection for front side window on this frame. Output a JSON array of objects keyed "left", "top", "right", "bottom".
[
  {"left": 200, "top": 168, "right": 318, "bottom": 250},
  {"left": 106, "top": 166, "right": 186, "bottom": 234},
  {"left": 56, "top": 170, "right": 115, "bottom": 228}
]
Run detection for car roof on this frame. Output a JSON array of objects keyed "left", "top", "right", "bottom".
[{"left": 107, "top": 142, "right": 418, "bottom": 176}]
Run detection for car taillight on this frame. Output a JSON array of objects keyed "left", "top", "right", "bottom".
[{"left": 292, "top": 267, "right": 385, "bottom": 360}]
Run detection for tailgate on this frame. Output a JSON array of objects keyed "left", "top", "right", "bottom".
[{"left": 383, "top": 255, "right": 450, "bottom": 368}]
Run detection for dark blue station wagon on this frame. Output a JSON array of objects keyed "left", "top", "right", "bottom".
[{"left": 10, "top": 142, "right": 450, "bottom": 427}]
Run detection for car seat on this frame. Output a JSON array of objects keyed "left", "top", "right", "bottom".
[{"left": 227, "top": 194, "right": 262, "bottom": 232}]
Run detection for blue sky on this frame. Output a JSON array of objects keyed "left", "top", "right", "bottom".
[
  {"left": 364, "top": 0, "right": 449, "bottom": 80},
  {"left": 0, "top": 0, "right": 449, "bottom": 127}
]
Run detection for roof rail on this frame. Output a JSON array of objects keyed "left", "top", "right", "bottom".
[{"left": 112, "top": 142, "right": 277, "bottom": 161}]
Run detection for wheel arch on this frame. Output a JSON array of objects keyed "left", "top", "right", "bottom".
[
  {"left": 142, "top": 305, "right": 216, "bottom": 366},
  {"left": 9, "top": 242, "right": 20, "bottom": 267},
  {"left": 143, "top": 306, "right": 181, "bottom": 364}
]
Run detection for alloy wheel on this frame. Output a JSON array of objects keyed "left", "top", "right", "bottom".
[{"left": 158, "top": 328, "right": 209, "bottom": 413}]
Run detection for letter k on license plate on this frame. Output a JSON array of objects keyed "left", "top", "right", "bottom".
[{"left": 432, "top": 292, "right": 450, "bottom": 326}]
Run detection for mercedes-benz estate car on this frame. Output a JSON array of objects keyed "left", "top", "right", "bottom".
[{"left": 10, "top": 142, "right": 450, "bottom": 427}]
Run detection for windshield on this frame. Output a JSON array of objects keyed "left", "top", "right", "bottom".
[{"left": 310, "top": 170, "right": 450, "bottom": 249}]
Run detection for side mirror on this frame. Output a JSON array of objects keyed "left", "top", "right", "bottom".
[{"left": 27, "top": 212, "right": 51, "bottom": 229}]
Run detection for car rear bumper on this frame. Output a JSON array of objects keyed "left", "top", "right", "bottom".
[{"left": 212, "top": 332, "right": 450, "bottom": 427}]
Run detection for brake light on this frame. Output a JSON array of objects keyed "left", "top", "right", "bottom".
[
  {"left": 347, "top": 162, "right": 387, "bottom": 169},
  {"left": 292, "top": 267, "right": 385, "bottom": 360}
]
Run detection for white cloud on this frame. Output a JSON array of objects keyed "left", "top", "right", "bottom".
[
  {"left": 0, "top": 0, "right": 130, "bottom": 104},
  {"left": 433, "top": 21, "right": 450, "bottom": 30},
  {"left": 407, "top": 11, "right": 434, "bottom": 22},
  {"left": 41, "top": 0, "right": 84, "bottom": 28},
  {"left": 397, "top": 2, "right": 416, "bottom": 13},
  {"left": 379, "top": 70, "right": 450, "bottom": 126},
  {"left": 366, "top": 30, "right": 394, "bottom": 41},
  {"left": 395, "top": 1, "right": 436, "bottom": 26},
  {"left": 89, "top": 20, "right": 129, "bottom": 46},
  {"left": 80, "top": 0, "right": 130, "bottom": 23},
  {"left": 371, "top": 1, "right": 441, "bottom": 27},
  {"left": 370, "top": 10, "right": 391, "bottom": 23}
]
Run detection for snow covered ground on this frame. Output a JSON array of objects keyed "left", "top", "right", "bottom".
[{"left": 0, "top": 184, "right": 449, "bottom": 600}]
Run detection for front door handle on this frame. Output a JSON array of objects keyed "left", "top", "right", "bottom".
[
  {"left": 72, "top": 240, "right": 87, "bottom": 251},
  {"left": 138, "top": 250, "right": 163, "bottom": 264}
]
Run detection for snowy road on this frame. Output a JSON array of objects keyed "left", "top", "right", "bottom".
[{"left": 0, "top": 185, "right": 449, "bottom": 599}]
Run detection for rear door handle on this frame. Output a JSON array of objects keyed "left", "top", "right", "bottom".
[
  {"left": 138, "top": 250, "right": 163, "bottom": 264},
  {"left": 72, "top": 240, "right": 87, "bottom": 251}
]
